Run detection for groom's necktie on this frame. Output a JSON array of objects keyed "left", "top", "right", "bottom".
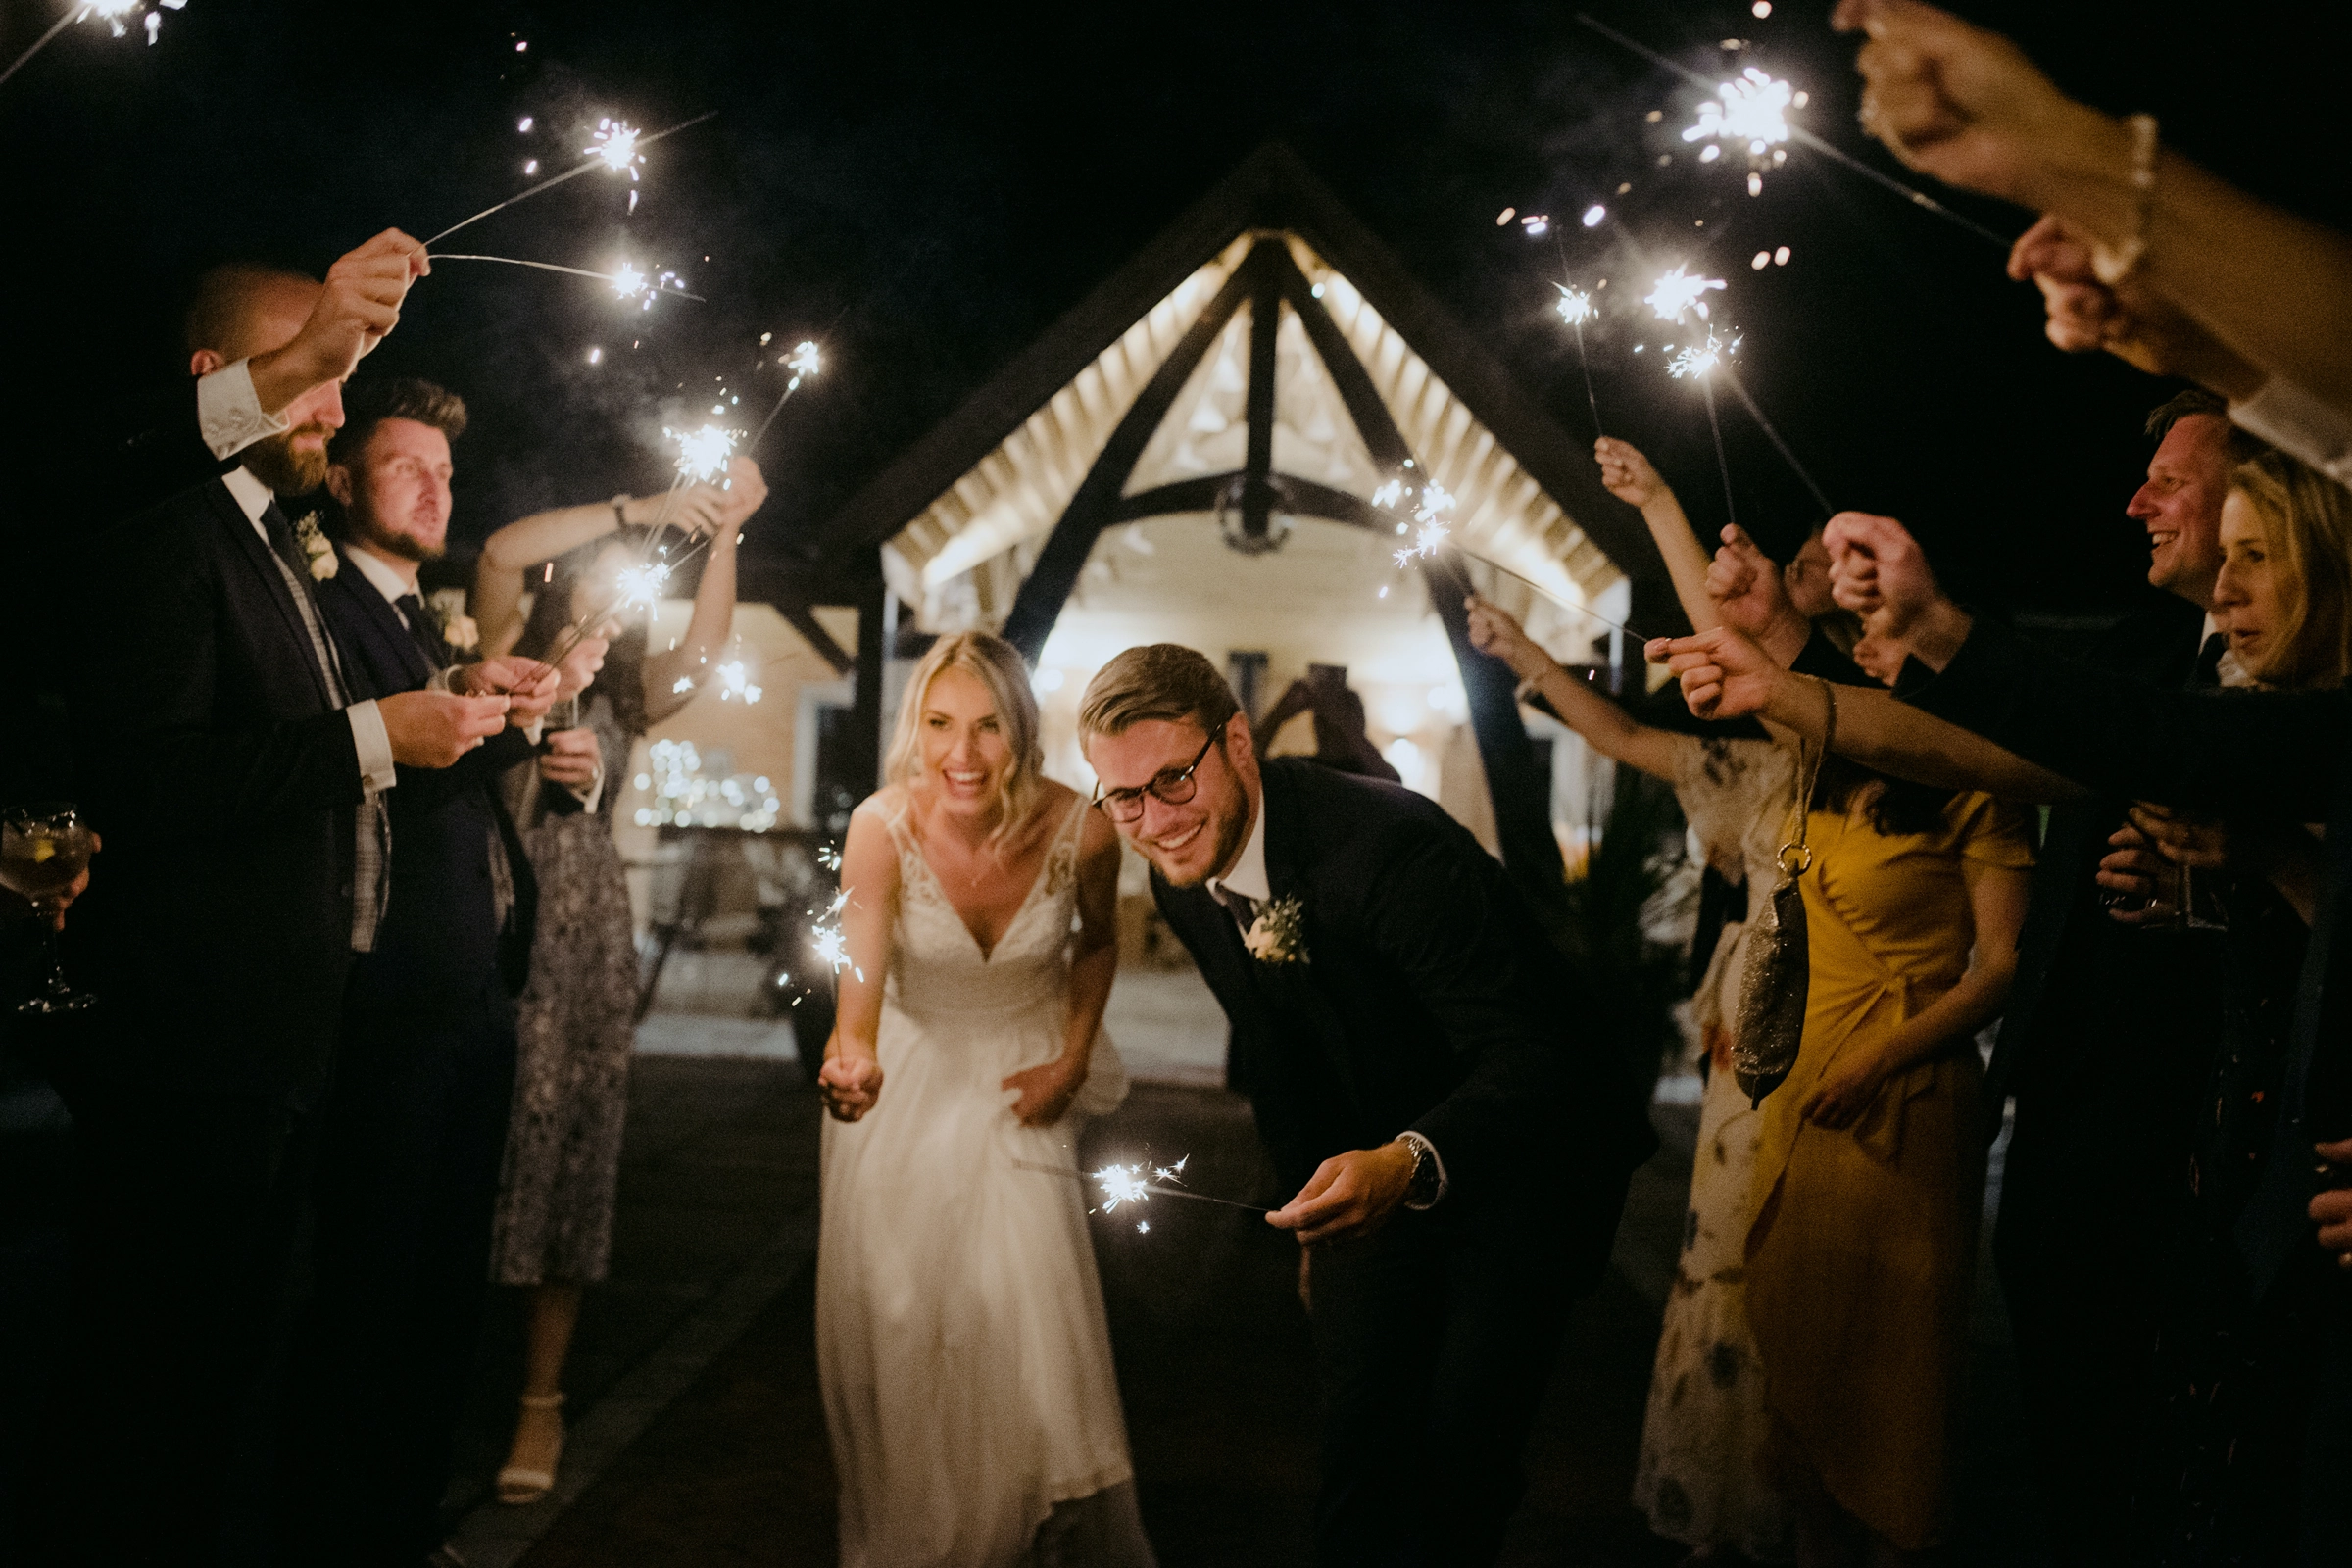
[
  {"left": 2192, "top": 630, "right": 2228, "bottom": 689},
  {"left": 1212, "top": 885, "right": 1258, "bottom": 935}
]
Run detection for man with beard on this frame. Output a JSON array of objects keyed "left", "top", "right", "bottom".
[
  {"left": 35, "top": 266, "right": 517, "bottom": 1568},
  {"left": 281, "top": 378, "right": 601, "bottom": 1566}
]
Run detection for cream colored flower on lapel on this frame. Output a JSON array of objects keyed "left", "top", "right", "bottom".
[
  {"left": 292, "top": 511, "right": 338, "bottom": 580},
  {"left": 1244, "top": 894, "right": 1308, "bottom": 966}
]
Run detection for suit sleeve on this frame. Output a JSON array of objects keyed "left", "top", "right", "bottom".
[
  {"left": 1361, "top": 826, "right": 1577, "bottom": 1202},
  {"left": 1902, "top": 618, "right": 2346, "bottom": 821},
  {"left": 73, "top": 511, "right": 362, "bottom": 838},
  {"left": 391, "top": 726, "right": 538, "bottom": 810},
  {"left": 113, "top": 381, "right": 236, "bottom": 526}
]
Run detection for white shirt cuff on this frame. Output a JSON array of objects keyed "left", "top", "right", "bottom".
[
  {"left": 347, "top": 700, "right": 397, "bottom": 793},
  {"left": 196, "top": 358, "right": 291, "bottom": 462},
  {"left": 2230, "top": 378, "right": 2352, "bottom": 488},
  {"left": 1396, "top": 1129, "right": 1447, "bottom": 1209}
]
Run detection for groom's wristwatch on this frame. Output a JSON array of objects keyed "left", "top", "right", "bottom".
[{"left": 1396, "top": 1131, "right": 1445, "bottom": 1210}]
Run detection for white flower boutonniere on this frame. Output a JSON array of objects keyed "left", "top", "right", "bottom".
[
  {"left": 432, "top": 598, "right": 481, "bottom": 654},
  {"left": 292, "top": 511, "right": 337, "bottom": 580},
  {"left": 1243, "top": 894, "right": 1308, "bottom": 966}
]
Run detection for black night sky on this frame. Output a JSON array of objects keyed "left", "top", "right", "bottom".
[{"left": 5, "top": 0, "right": 2348, "bottom": 618}]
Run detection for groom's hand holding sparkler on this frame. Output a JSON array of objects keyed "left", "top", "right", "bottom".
[
  {"left": 1267, "top": 1144, "right": 1417, "bottom": 1246},
  {"left": 379, "top": 689, "right": 510, "bottom": 768},
  {"left": 247, "top": 229, "right": 431, "bottom": 416}
]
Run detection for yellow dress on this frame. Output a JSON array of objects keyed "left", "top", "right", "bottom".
[{"left": 1742, "top": 790, "right": 2034, "bottom": 1550}]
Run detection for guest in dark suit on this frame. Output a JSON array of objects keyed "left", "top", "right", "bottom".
[
  {"left": 38, "top": 265, "right": 512, "bottom": 1568},
  {"left": 1077, "top": 645, "right": 1655, "bottom": 1568},
  {"left": 279, "top": 378, "right": 592, "bottom": 1566},
  {"left": 1968, "top": 392, "right": 2263, "bottom": 1563}
]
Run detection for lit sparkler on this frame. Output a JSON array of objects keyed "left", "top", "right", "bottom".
[
  {"left": 1644, "top": 266, "right": 1725, "bottom": 323},
  {"left": 1668, "top": 333, "right": 1728, "bottom": 380},
  {"left": 2, "top": 0, "right": 186, "bottom": 90},
  {"left": 1683, "top": 67, "right": 1792, "bottom": 154},
  {"left": 612, "top": 560, "right": 671, "bottom": 612},
  {"left": 585, "top": 118, "right": 644, "bottom": 177},
  {"left": 423, "top": 108, "right": 719, "bottom": 247},
  {"left": 666, "top": 422, "right": 739, "bottom": 484},
  {"left": 715, "top": 660, "right": 762, "bottom": 704},
  {"left": 1556, "top": 283, "right": 1603, "bottom": 435},
  {"left": 1383, "top": 478, "right": 1456, "bottom": 569},
  {"left": 749, "top": 339, "right": 824, "bottom": 450},
  {"left": 426, "top": 253, "right": 703, "bottom": 306}
]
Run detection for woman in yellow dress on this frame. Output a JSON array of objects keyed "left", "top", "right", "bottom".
[{"left": 1743, "top": 735, "right": 2034, "bottom": 1565}]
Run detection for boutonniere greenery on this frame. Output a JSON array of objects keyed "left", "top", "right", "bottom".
[
  {"left": 431, "top": 594, "right": 481, "bottom": 654},
  {"left": 1243, "top": 894, "right": 1308, "bottom": 966},
  {"left": 292, "top": 511, "right": 338, "bottom": 580}
]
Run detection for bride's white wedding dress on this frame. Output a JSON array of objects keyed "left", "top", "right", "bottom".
[{"left": 817, "top": 797, "right": 1154, "bottom": 1568}]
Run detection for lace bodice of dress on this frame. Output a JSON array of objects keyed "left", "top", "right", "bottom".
[{"left": 882, "top": 798, "right": 1085, "bottom": 1027}]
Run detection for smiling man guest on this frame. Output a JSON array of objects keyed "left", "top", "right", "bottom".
[
  {"left": 1078, "top": 644, "right": 1653, "bottom": 1567},
  {"left": 280, "top": 377, "right": 602, "bottom": 1566}
]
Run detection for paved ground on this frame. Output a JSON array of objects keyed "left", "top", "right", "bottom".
[{"left": 433, "top": 1044, "right": 2054, "bottom": 1567}]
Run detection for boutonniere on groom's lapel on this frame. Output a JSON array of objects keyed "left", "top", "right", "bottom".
[
  {"left": 1243, "top": 894, "right": 1308, "bottom": 967},
  {"left": 430, "top": 594, "right": 481, "bottom": 654},
  {"left": 292, "top": 512, "right": 338, "bottom": 581}
]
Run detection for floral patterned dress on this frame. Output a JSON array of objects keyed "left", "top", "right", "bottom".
[
  {"left": 488, "top": 690, "right": 641, "bottom": 1286},
  {"left": 1633, "top": 735, "right": 1799, "bottom": 1561}
]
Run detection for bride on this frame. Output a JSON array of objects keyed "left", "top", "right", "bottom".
[{"left": 814, "top": 630, "right": 1156, "bottom": 1567}]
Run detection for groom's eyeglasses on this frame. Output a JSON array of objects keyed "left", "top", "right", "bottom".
[{"left": 1091, "top": 732, "right": 1219, "bottom": 824}]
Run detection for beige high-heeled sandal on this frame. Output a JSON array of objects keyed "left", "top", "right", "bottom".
[{"left": 497, "top": 1392, "right": 566, "bottom": 1505}]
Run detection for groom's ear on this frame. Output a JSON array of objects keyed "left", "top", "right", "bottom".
[{"left": 1222, "top": 710, "right": 1259, "bottom": 770}]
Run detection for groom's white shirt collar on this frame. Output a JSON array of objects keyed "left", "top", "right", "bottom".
[{"left": 1207, "top": 790, "right": 1270, "bottom": 906}]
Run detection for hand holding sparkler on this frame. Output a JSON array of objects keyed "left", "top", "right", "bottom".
[
  {"left": 1705, "top": 525, "right": 1810, "bottom": 663},
  {"left": 378, "top": 689, "right": 511, "bottom": 768},
  {"left": 1592, "top": 438, "right": 1668, "bottom": 510},
  {"left": 537, "top": 727, "right": 603, "bottom": 790},
  {"left": 1834, "top": 0, "right": 2104, "bottom": 211},
  {"left": 1645, "top": 624, "right": 1788, "bottom": 722},
  {"left": 455, "top": 653, "right": 562, "bottom": 726},
  {"left": 1002, "top": 1054, "right": 1087, "bottom": 1127},
  {"left": 1822, "top": 511, "right": 1972, "bottom": 667},
  {"left": 247, "top": 229, "right": 430, "bottom": 416},
  {"left": 1266, "top": 1143, "right": 1419, "bottom": 1246},
  {"left": 817, "top": 1051, "right": 884, "bottom": 1122},
  {"left": 2006, "top": 217, "right": 2265, "bottom": 397},
  {"left": 1463, "top": 595, "right": 1551, "bottom": 687}
]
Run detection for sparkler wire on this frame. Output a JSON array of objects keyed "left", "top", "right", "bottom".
[
  {"left": 423, "top": 109, "right": 720, "bottom": 247},
  {"left": 0, "top": 6, "right": 81, "bottom": 91},
  {"left": 1718, "top": 364, "right": 1832, "bottom": 518},
  {"left": 427, "top": 253, "right": 707, "bottom": 302},
  {"left": 1009, "top": 1159, "right": 1272, "bottom": 1214},
  {"left": 1571, "top": 13, "right": 2009, "bottom": 250},
  {"left": 1701, "top": 378, "right": 1737, "bottom": 536}
]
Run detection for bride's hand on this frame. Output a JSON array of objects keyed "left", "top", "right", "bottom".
[
  {"left": 818, "top": 1054, "right": 885, "bottom": 1122},
  {"left": 1003, "top": 1054, "right": 1085, "bottom": 1128}
]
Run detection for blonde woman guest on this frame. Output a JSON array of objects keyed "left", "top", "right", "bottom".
[
  {"left": 469, "top": 459, "right": 767, "bottom": 1502},
  {"left": 815, "top": 632, "right": 1152, "bottom": 1568}
]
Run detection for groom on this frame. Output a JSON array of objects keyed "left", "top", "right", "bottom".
[{"left": 1078, "top": 645, "right": 1654, "bottom": 1565}]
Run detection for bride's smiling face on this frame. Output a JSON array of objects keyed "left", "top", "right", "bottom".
[{"left": 919, "top": 667, "right": 1011, "bottom": 821}]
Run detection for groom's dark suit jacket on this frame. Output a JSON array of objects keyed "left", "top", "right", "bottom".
[
  {"left": 1153, "top": 759, "right": 1656, "bottom": 1267},
  {"left": 66, "top": 479, "right": 372, "bottom": 1100},
  {"left": 313, "top": 557, "right": 538, "bottom": 1011}
]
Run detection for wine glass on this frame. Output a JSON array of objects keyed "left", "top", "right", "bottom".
[{"left": 1, "top": 803, "right": 97, "bottom": 1015}]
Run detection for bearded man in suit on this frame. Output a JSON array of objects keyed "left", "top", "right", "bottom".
[
  {"left": 39, "top": 265, "right": 514, "bottom": 1568},
  {"left": 1078, "top": 644, "right": 1654, "bottom": 1568},
  {"left": 280, "top": 377, "right": 602, "bottom": 1566}
]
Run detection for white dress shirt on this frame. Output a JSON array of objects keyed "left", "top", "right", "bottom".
[
  {"left": 1214, "top": 783, "right": 1447, "bottom": 1206},
  {"left": 220, "top": 467, "right": 396, "bottom": 793},
  {"left": 196, "top": 358, "right": 289, "bottom": 462}
]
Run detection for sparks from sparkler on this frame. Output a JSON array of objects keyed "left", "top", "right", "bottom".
[
  {"left": 585, "top": 118, "right": 644, "bottom": 178},
  {"left": 1644, "top": 266, "right": 1725, "bottom": 324},
  {"left": 666, "top": 422, "right": 739, "bottom": 485},
  {"left": 1, "top": 0, "right": 185, "bottom": 90},
  {"left": 749, "top": 340, "right": 824, "bottom": 450},
  {"left": 1668, "top": 332, "right": 1729, "bottom": 380},
  {"left": 423, "top": 108, "right": 719, "bottom": 247},
  {"left": 714, "top": 660, "right": 762, "bottom": 704},
  {"left": 1013, "top": 1154, "right": 1271, "bottom": 1216},
  {"left": 1573, "top": 12, "right": 2010, "bottom": 249},
  {"left": 1555, "top": 283, "right": 1604, "bottom": 435},
  {"left": 1382, "top": 478, "right": 1456, "bottom": 569},
  {"left": 1682, "top": 66, "right": 1793, "bottom": 184}
]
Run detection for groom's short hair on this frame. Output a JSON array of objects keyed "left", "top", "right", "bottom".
[{"left": 1077, "top": 644, "right": 1241, "bottom": 741}]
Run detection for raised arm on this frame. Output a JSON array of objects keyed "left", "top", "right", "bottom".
[
  {"left": 814, "top": 797, "right": 902, "bottom": 1123},
  {"left": 643, "top": 459, "right": 767, "bottom": 724},
  {"left": 1465, "top": 594, "right": 1685, "bottom": 780},
  {"left": 474, "top": 483, "right": 737, "bottom": 656},
  {"left": 1647, "top": 625, "right": 2085, "bottom": 802},
  {"left": 1595, "top": 438, "right": 1718, "bottom": 632}
]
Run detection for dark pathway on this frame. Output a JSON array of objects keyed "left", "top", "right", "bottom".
[{"left": 442, "top": 1058, "right": 2047, "bottom": 1566}]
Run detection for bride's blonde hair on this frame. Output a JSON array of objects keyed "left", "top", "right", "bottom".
[{"left": 883, "top": 631, "right": 1045, "bottom": 849}]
